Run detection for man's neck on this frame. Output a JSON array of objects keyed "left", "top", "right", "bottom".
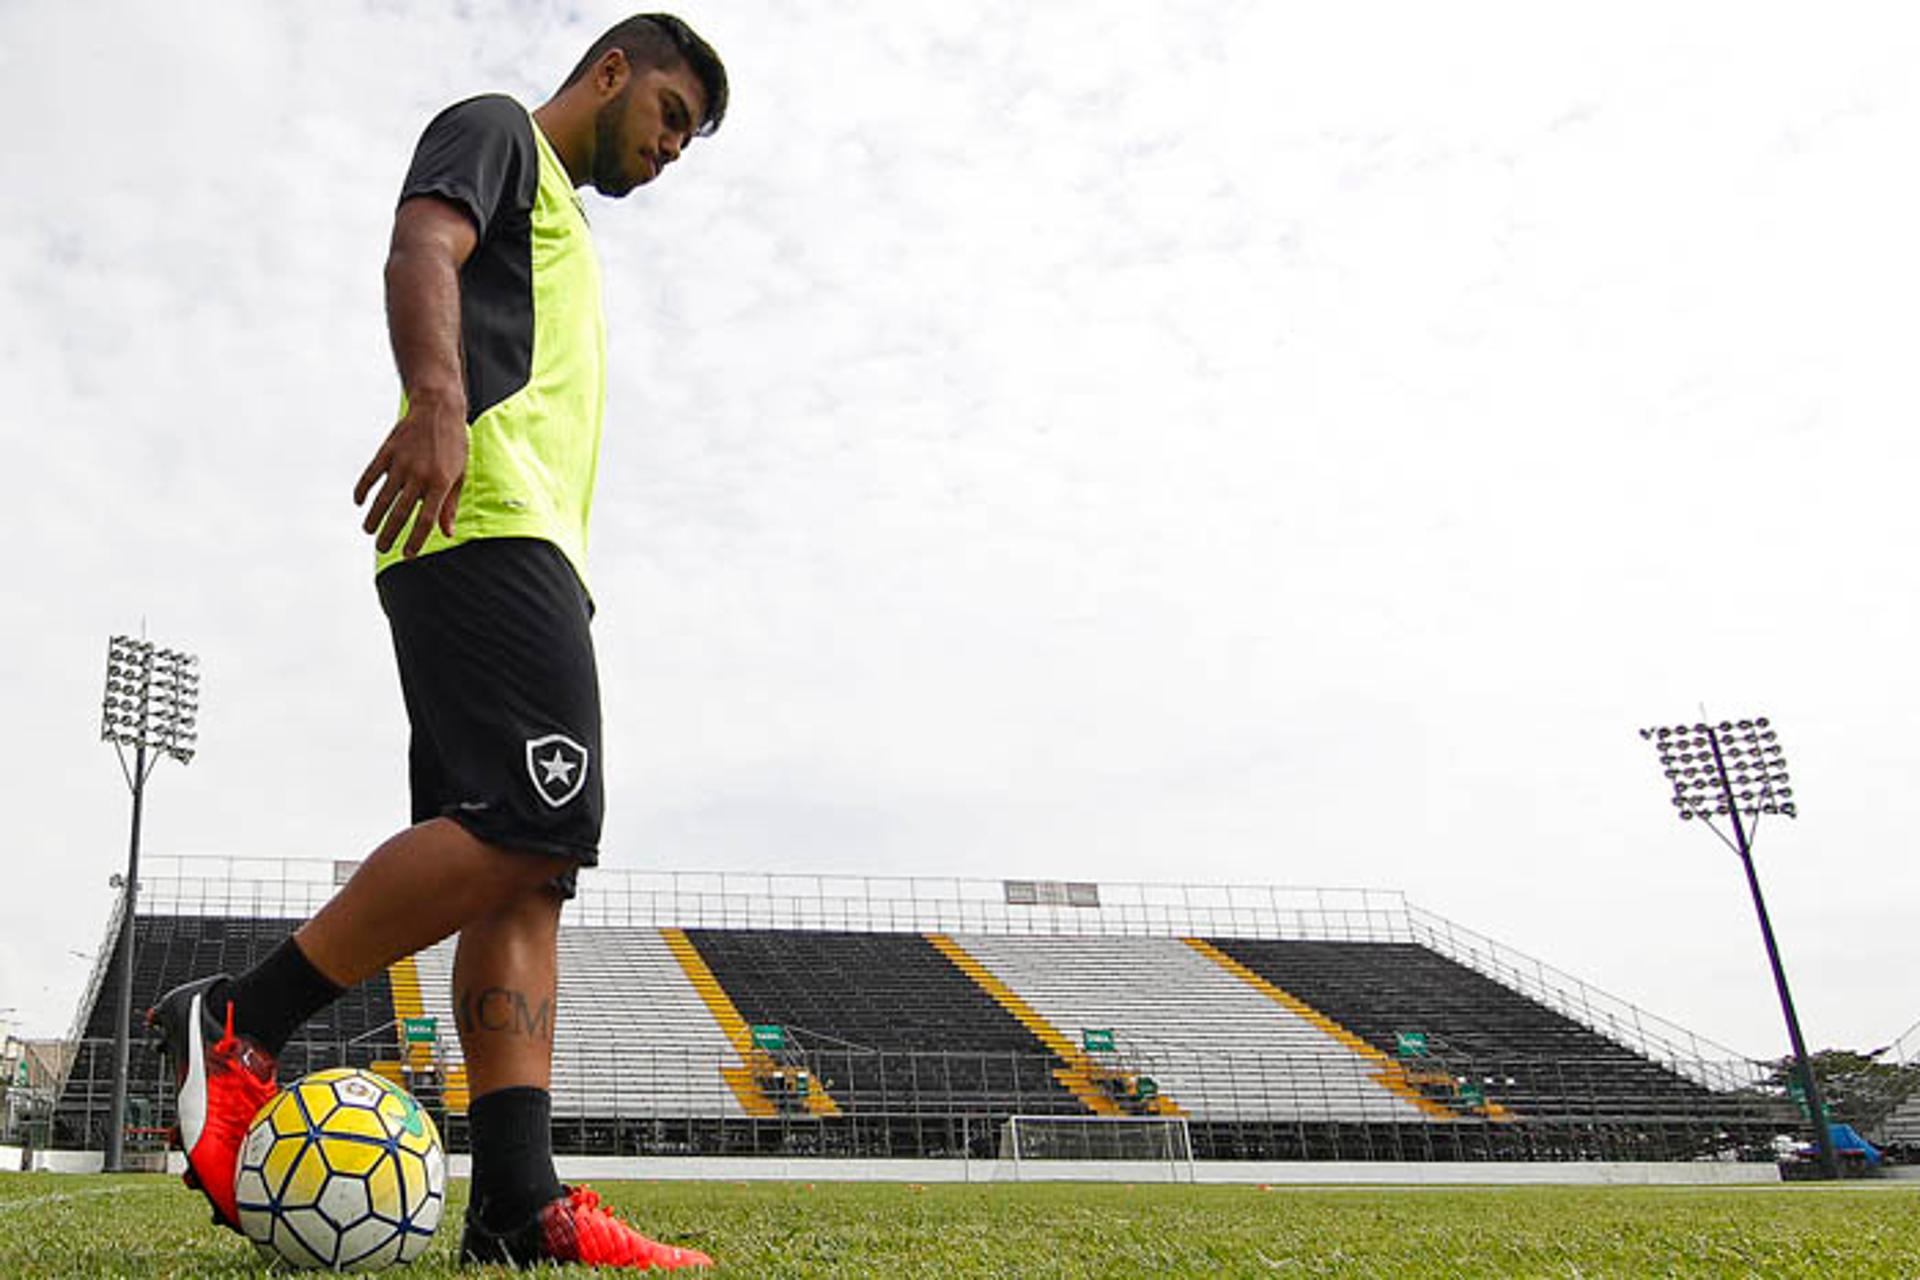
[{"left": 531, "top": 100, "right": 591, "bottom": 189}]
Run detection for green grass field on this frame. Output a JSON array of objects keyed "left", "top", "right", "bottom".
[{"left": 2, "top": 1174, "right": 1917, "bottom": 1277}]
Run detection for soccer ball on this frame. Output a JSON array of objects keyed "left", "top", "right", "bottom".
[{"left": 235, "top": 1067, "right": 446, "bottom": 1270}]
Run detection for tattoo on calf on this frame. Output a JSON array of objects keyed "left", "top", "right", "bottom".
[{"left": 456, "top": 985, "right": 554, "bottom": 1040}]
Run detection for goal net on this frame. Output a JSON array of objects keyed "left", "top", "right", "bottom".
[{"left": 1000, "top": 1115, "right": 1193, "bottom": 1164}]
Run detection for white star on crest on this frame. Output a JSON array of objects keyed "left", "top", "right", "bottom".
[{"left": 539, "top": 750, "right": 578, "bottom": 785}]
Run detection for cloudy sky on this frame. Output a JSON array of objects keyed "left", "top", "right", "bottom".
[{"left": 2, "top": 1, "right": 1916, "bottom": 1062}]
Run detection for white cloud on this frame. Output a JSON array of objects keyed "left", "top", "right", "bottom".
[{"left": 2, "top": 2, "right": 1917, "bottom": 1059}]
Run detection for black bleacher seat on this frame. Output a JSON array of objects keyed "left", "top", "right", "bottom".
[
  {"left": 684, "top": 929, "right": 1090, "bottom": 1128},
  {"left": 55, "top": 915, "right": 397, "bottom": 1147},
  {"left": 1206, "top": 938, "right": 1746, "bottom": 1128}
]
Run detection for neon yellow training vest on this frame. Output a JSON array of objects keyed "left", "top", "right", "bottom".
[{"left": 380, "top": 100, "right": 605, "bottom": 593}]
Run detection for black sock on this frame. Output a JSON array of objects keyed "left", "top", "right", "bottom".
[
  {"left": 228, "top": 937, "right": 346, "bottom": 1056},
  {"left": 469, "top": 1086, "right": 563, "bottom": 1232}
]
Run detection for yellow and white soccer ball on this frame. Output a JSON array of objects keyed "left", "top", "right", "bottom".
[{"left": 235, "top": 1067, "right": 446, "bottom": 1271}]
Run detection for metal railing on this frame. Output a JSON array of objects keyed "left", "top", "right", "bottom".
[
  {"left": 1891, "top": 1019, "right": 1920, "bottom": 1068},
  {"left": 48, "top": 1033, "right": 1794, "bottom": 1163},
  {"left": 64, "top": 894, "right": 126, "bottom": 1048},
  {"left": 130, "top": 858, "right": 1419, "bottom": 940},
  {"left": 118, "top": 857, "right": 1760, "bottom": 1077},
  {"left": 1402, "top": 907, "right": 1755, "bottom": 1091}
]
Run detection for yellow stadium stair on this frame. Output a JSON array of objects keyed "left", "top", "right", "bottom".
[
  {"left": 659, "top": 928, "right": 840, "bottom": 1118},
  {"left": 924, "top": 933, "right": 1186, "bottom": 1117},
  {"left": 441, "top": 1064, "right": 470, "bottom": 1115},
  {"left": 1182, "top": 937, "right": 1506, "bottom": 1121},
  {"left": 386, "top": 953, "right": 469, "bottom": 1116},
  {"left": 386, "top": 955, "right": 434, "bottom": 1075}
]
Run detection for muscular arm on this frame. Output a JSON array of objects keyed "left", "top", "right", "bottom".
[{"left": 354, "top": 197, "right": 481, "bottom": 557}]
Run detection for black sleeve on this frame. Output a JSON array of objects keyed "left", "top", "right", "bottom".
[{"left": 397, "top": 94, "right": 537, "bottom": 240}]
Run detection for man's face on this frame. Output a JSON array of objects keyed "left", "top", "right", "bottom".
[{"left": 590, "top": 61, "right": 708, "bottom": 197}]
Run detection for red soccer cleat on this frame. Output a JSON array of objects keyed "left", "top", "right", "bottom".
[
  {"left": 460, "top": 1185, "right": 713, "bottom": 1269},
  {"left": 146, "top": 976, "right": 279, "bottom": 1231}
]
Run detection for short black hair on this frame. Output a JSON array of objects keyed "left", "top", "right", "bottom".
[{"left": 560, "top": 14, "right": 728, "bottom": 136}]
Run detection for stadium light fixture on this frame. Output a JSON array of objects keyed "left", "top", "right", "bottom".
[
  {"left": 1637, "top": 715, "right": 1838, "bottom": 1180},
  {"left": 99, "top": 634, "right": 199, "bottom": 1173}
]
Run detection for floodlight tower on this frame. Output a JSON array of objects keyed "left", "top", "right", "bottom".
[
  {"left": 1637, "top": 716, "right": 1838, "bottom": 1179},
  {"left": 99, "top": 635, "right": 199, "bottom": 1172}
]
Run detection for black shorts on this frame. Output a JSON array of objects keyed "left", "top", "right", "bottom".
[{"left": 376, "top": 537, "right": 601, "bottom": 896}]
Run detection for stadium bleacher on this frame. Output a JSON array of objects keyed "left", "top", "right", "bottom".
[
  {"left": 948, "top": 933, "right": 1431, "bottom": 1123},
  {"left": 1882, "top": 1093, "right": 1920, "bottom": 1157},
  {"left": 48, "top": 862, "right": 1801, "bottom": 1164},
  {"left": 410, "top": 926, "right": 752, "bottom": 1152},
  {"left": 683, "top": 928, "right": 1090, "bottom": 1155},
  {"left": 54, "top": 915, "right": 395, "bottom": 1148},
  {"left": 1207, "top": 937, "right": 1766, "bottom": 1156}
]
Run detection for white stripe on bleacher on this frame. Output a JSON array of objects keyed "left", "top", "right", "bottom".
[{"left": 951, "top": 933, "right": 1430, "bottom": 1122}]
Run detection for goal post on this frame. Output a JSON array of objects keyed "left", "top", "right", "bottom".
[{"left": 1000, "top": 1114, "right": 1194, "bottom": 1168}]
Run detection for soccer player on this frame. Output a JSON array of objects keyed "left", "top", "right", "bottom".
[{"left": 148, "top": 14, "right": 727, "bottom": 1269}]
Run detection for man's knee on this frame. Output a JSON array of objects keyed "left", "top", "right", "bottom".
[
  {"left": 459, "top": 834, "right": 574, "bottom": 898},
  {"left": 425, "top": 817, "right": 580, "bottom": 892},
  {"left": 501, "top": 853, "right": 574, "bottom": 896},
  {"left": 511, "top": 878, "right": 568, "bottom": 924},
  {"left": 470, "top": 875, "right": 565, "bottom": 941}
]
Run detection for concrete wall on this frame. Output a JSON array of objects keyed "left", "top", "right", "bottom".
[
  {"left": 522, "top": 1156, "right": 1782, "bottom": 1186},
  {"left": 0, "top": 1148, "right": 1782, "bottom": 1185},
  {"left": 0, "top": 1148, "right": 184, "bottom": 1174}
]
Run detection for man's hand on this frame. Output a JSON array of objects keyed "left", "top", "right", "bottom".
[{"left": 355, "top": 391, "right": 468, "bottom": 557}]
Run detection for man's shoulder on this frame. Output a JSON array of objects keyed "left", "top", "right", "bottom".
[
  {"left": 424, "top": 93, "right": 532, "bottom": 138},
  {"left": 401, "top": 93, "right": 540, "bottom": 236}
]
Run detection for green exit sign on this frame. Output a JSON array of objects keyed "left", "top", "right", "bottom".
[
  {"left": 1082, "top": 1029, "right": 1116, "bottom": 1053},
  {"left": 751, "top": 1024, "right": 787, "bottom": 1050},
  {"left": 1395, "top": 1031, "right": 1429, "bottom": 1058},
  {"left": 403, "top": 1017, "right": 437, "bottom": 1045}
]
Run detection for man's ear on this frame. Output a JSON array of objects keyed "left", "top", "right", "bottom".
[{"left": 593, "top": 47, "right": 632, "bottom": 99}]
